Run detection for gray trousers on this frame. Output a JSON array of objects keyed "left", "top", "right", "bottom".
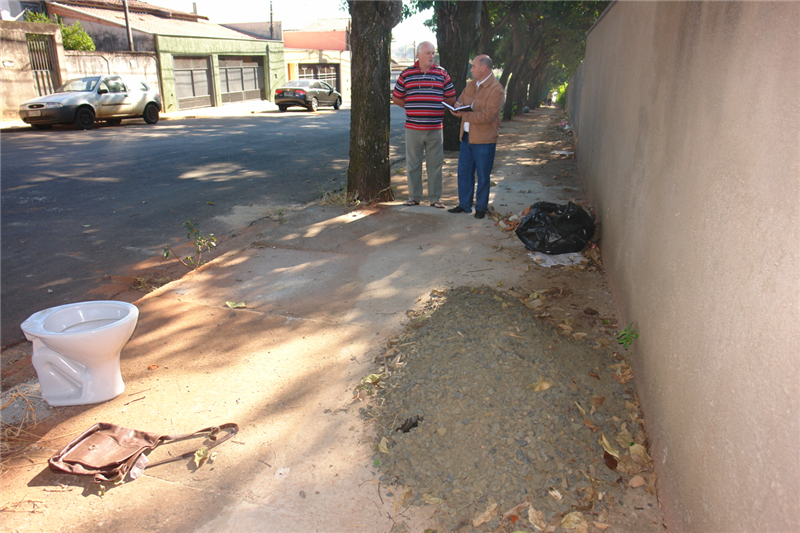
[{"left": 405, "top": 128, "right": 443, "bottom": 203}]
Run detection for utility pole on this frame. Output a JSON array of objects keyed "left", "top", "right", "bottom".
[
  {"left": 269, "top": 1, "right": 274, "bottom": 40},
  {"left": 122, "top": 0, "right": 134, "bottom": 51}
]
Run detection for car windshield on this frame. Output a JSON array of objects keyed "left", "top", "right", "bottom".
[
  {"left": 57, "top": 77, "right": 101, "bottom": 93},
  {"left": 284, "top": 80, "right": 311, "bottom": 88}
]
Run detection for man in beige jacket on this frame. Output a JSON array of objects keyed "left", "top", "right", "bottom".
[{"left": 447, "top": 55, "right": 505, "bottom": 219}]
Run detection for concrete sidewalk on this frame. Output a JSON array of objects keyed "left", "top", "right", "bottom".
[{"left": 1, "top": 108, "right": 596, "bottom": 533}]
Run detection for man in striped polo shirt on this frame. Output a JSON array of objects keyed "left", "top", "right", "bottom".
[{"left": 392, "top": 41, "right": 457, "bottom": 208}]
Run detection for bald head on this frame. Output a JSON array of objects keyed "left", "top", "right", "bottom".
[
  {"left": 470, "top": 54, "right": 493, "bottom": 80},
  {"left": 417, "top": 41, "right": 436, "bottom": 71}
]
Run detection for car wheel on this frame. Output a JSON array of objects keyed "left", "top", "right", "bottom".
[
  {"left": 74, "top": 107, "right": 95, "bottom": 130},
  {"left": 32, "top": 124, "right": 53, "bottom": 131},
  {"left": 143, "top": 103, "right": 159, "bottom": 124},
  {"left": 333, "top": 97, "right": 341, "bottom": 110},
  {"left": 278, "top": 105, "right": 288, "bottom": 112},
  {"left": 107, "top": 119, "right": 122, "bottom": 126},
  {"left": 309, "top": 97, "right": 319, "bottom": 112}
]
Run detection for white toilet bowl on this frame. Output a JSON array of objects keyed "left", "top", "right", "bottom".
[{"left": 20, "top": 301, "right": 139, "bottom": 406}]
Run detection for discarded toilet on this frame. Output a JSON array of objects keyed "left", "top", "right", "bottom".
[{"left": 20, "top": 301, "right": 139, "bottom": 406}]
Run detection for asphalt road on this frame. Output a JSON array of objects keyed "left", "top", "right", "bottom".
[{"left": 1, "top": 106, "right": 407, "bottom": 347}]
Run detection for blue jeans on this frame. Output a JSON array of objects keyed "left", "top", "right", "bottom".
[{"left": 456, "top": 133, "right": 496, "bottom": 213}]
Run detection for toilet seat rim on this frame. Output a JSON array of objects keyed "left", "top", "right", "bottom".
[{"left": 21, "top": 300, "right": 139, "bottom": 337}]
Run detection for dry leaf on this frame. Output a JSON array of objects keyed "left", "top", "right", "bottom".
[
  {"left": 525, "top": 299, "right": 544, "bottom": 309},
  {"left": 615, "top": 455, "right": 644, "bottom": 475},
  {"left": 528, "top": 505, "right": 547, "bottom": 531},
  {"left": 502, "top": 501, "right": 530, "bottom": 521},
  {"left": 529, "top": 376, "right": 553, "bottom": 392},
  {"left": 473, "top": 502, "right": 498, "bottom": 527},
  {"left": 603, "top": 450, "right": 618, "bottom": 470},
  {"left": 394, "top": 488, "right": 413, "bottom": 515},
  {"left": 588, "top": 371, "right": 600, "bottom": 380},
  {"left": 609, "top": 362, "right": 633, "bottom": 384},
  {"left": 581, "top": 484, "right": 599, "bottom": 504},
  {"left": 629, "top": 443, "right": 652, "bottom": 465},
  {"left": 629, "top": 475, "right": 646, "bottom": 488},
  {"left": 378, "top": 437, "right": 389, "bottom": 454},
  {"left": 599, "top": 433, "right": 620, "bottom": 459},
  {"left": 575, "top": 523, "right": 590, "bottom": 533},
  {"left": 225, "top": 301, "right": 246, "bottom": 309},
  {"left": 616, "top": 427, "right": 634, "bottom": 449},
  {"left": 561, "top": 511, "right": 586, "bottom": 530},
  {"left": 575, "top": 402, "right": 586, "bottom": 419},
  {"left": 193, "top": 446, "right": 209, "bottom": 468},
  {"left": 422, "top": 494, "right": 443, "bottom": 505},
  {"left": 548, "top": 488, "right": 562, "bottom": 500},
  {"left": 572, "top": 332, "right": 588, "bottom": 340},
  {"left": 147, "top": 364, "right": 159, "bottom": 370},
  {"left": 590, "top": 396, "right": 606, "bottom": 406},
  {"left": 593, "top": 522, "right": 610, "bottom": 530}
]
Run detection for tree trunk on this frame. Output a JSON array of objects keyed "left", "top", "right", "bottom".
[
  {"left": 346, "top": 0, "right": 403, "bottom": 202},
  {"left": 477, "top": 1, "right": 512, "bottom": 59},
  {"left": 501, "top": 3, "right": 546, "bottom": 121},
  {"left": 435, "top": 0, "right": 481, "bottom": 151}
]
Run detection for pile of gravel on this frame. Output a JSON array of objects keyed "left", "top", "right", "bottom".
[{"left": 364, "top": 286, "right": 650, "bottom": 532}]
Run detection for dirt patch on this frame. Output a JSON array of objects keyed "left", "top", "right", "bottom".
[{"left": 363, "top": 285, "right": 664, "bottom": 533}]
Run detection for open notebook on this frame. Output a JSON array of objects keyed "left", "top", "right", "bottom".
[{"left": 443, "top": 102, "right": 472, "bottom": 112}]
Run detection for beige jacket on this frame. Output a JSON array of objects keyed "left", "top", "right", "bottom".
[{"left": 458, "top": 74, "right": 505, "bottom": 144}]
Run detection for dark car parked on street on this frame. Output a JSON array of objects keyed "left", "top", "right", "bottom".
[{"left": 274, "top": 79, "right": 341, "bottom": 112}]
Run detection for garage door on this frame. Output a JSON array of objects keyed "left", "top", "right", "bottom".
[
  {"left": 220, "top": 57, "right": 264, "bottom": 104},
  {"left": 174, "top": 56, "right": 213, "bottom": 110},
  {"left": 298, "top": 64, "right": 340, "bottom": 92}
]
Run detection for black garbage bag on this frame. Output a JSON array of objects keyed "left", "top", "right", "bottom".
[{"left": 515, "top": 201, "right": 595, "bottom": 254}]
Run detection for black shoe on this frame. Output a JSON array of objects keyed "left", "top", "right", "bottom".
[
  {"left": 474, "top": 210, "right": 486, "bottom": 219},
  {"left": 447, "top": 206, "right": 467, "bottom": 213}
]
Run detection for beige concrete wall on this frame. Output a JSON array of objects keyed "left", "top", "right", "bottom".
[
  {"left": 0, "top": 20, "right": 67, "bottom": 118},
  {"left": 65, "top": 50, "right": 159, "bottom": 88},
  {"left": 570, "top": 2, "right": 800, "bottom": 531}
]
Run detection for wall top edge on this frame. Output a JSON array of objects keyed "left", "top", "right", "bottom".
[{"left": 587, "top": 0, "right": 618, "bottom": 37}]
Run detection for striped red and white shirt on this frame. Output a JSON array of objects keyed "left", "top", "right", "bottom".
[{"left": 393, "top": 62, "right": 456, "bottom": 130}]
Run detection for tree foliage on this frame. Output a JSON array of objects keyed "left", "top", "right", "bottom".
[
  {"left": 24, "top": 10, "right": 96, "bottom": 51},
  {"left": 61, "top": 21, "right": 96, "bottom": 51},
  {"left": 23, "top": 10, "right": 52, "bottom": 24},
  {"left": 415, "top": 1, "right": 607, "bottom": 121}
]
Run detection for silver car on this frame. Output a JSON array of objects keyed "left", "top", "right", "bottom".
[{"left": 18, "top": 75, "right": 162, "bottom": 130}]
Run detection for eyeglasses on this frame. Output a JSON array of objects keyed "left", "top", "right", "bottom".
[{"left": 418, "top": 73, "right": 434, "bottom": 90}]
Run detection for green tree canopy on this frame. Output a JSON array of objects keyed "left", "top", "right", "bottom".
[
  {"left": 407, "top": 1, "right": 607, "bottom": 120},
  {"left": 24, "top": 10, "right": 96, "bottom": 51},
  {"left": 60, "top": 21, "right": 95, "bottom": 51}
]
